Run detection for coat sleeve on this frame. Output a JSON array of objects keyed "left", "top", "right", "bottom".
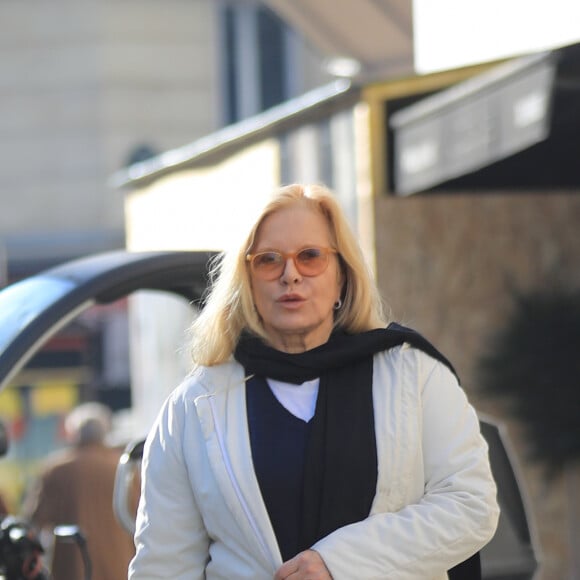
[
  {"left": 129, "top": 388, "right": 210, "bottom": 580},
  {"left": 312, "top": 353, "right": 500, "bottom": 579}
]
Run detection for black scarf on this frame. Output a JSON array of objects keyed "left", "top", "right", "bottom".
[
  {"left": 234, "top": 324, "right": 479, "bottom": 579},
  {"left": 234, "top": 323, "right": 457, "bottom": 385}
]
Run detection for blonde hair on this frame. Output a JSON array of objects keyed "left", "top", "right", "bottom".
[{"left": 189, "top": 183, "right": 388, "bottom": 366}]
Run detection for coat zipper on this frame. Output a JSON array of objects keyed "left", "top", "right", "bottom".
[{"left": 200, "top": 393, "right": 277, "bottom": 571}]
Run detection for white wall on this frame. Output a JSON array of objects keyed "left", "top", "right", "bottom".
[{"left": 0, "top": 0, "right": 219, "bottom": 260}]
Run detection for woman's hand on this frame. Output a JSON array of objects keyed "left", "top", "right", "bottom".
[{"left": 274, "top": 549, "right": 332, "bottom": 579}]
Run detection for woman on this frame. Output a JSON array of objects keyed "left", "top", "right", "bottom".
[{"left": 130, "top": 184, "right": 499, "bottom": 579}]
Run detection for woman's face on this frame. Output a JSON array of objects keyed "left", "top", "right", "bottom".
[{"left": 249, "top": 204, "right": 343, "bottom": 353}]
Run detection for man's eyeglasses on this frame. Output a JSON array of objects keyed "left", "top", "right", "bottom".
[{"left": 246, "top": 247, "right": 338, "bottom": 280}]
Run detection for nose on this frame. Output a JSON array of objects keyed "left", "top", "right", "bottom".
[{"left": 280, "top": 256, "right": 301, "bottom": 284}]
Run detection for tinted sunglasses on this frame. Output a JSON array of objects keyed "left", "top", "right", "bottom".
[{"left": 246, "top": 246, "right": 338, "bottom": 280}]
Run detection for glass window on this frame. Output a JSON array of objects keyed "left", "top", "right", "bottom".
[
  {"left": 258, "top": 7, "right": 286, "bottom": 110},
  {"left": 219, "top": 2, "right": 292, "bottom": 124}
]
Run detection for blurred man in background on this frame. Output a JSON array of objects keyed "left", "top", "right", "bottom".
[{"left": 22, "top": 402, "right": 136, "bottom": 580}]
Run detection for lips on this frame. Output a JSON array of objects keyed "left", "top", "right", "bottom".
[{"left": 277, "top": 293, "right": 305, "bottom": 304}]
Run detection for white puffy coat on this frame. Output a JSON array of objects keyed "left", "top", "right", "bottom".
[{"left": 129, "top": 344, "right": 499, "bottom": 580}]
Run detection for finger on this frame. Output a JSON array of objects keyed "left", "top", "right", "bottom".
[
  {"left": 274, "top": 560, "right": 299, "bottom": 580},
  {"left": 275, "top": 550, "right": 331, "bottom": 580}
]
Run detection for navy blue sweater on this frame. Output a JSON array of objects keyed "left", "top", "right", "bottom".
[{"left": 246, "top": 375, "right": 311, "bottom": 561}]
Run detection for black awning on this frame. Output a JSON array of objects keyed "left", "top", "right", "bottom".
[
  {"left": 0, "top": 250, "right": 214, "bottom": 390},
  {"left": 389, "top": 44, "right": 580, "bottom": 195}
]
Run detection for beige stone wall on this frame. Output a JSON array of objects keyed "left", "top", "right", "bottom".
[
  {"left": 0, "top": 0, "right": 218, "bottom": 241},
  {"left": 374, "top": 191, "right": 580, "bottom": 579},
  {"left": 99, "top": 0, "right": 220, "bottom": 179}
]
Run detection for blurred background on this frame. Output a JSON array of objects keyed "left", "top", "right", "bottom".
[{"left": 0, "top": 1, "right": 579, "bottom": 578}]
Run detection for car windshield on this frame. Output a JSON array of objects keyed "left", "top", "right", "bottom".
[{"left": 0, "top": 276, "right": 76, "bottom": 353}]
